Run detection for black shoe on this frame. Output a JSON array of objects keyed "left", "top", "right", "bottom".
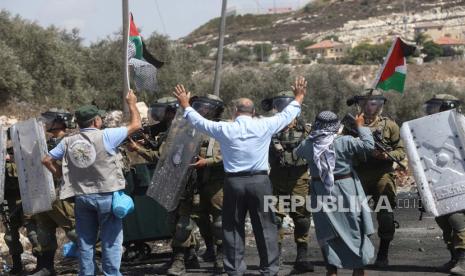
[
  {"left": 9, "top": 254, "right": 23, "bottom": 275},
  {"left": 30, "top": 251, "right": 56, "bottom": 276},
  {"left": 374, "top": 255, "right": 389, "bottom": 268},
  {"left": 437, "top": 247, "right": 457, "bottom": 272},
  {"left": 293, "top": 243, "right": 314, "bottom": 272},
  {"left": 185, "top": 247, "right": 201, "bottom": 269}
]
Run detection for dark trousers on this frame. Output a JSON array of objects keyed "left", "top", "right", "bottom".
[{"left": 223, "top": 174, "right": 279, "bottom": 276}]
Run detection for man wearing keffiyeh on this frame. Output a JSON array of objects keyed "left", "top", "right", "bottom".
[{"left": 295, "top": 111, "right": 375, "bottom": 276}]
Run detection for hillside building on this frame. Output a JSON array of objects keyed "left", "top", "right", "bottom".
[{"left": 305, "top": 40, "right": 349, "bottom": 62}]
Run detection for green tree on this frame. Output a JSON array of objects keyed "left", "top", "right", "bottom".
[
  {"left": 422, "top": 41, "right": 443, "bottom": 62},
  {"left": 253, "top": 43, "right": 272, "bottom": 61}
]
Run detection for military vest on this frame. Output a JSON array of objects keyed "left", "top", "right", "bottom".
[
  {"left": 270, "top": 127, "right": 307, "bottom": 168},
  {"left": 60, "top": 129, "right": 126, "bottom": 199}
]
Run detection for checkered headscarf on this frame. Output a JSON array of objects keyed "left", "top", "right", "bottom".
[{"left": 310, "top": 111, "right": 340, "bottom": 193}]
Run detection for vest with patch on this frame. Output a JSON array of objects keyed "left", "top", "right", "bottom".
[{"left": 60, "top": 129, "right": 125, "bottom": 199}]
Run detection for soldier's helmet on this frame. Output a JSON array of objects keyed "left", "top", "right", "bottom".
[
  {"left": 190, "top": 94, "right": 224, "bottom": 119},
  {"left": 424, "top": 94, "right": 462, "bottom": 115},
  {"left": 149, "top": 97, "right": 179, "bottom": 123},
  {"left": 40, "top": 108, "right": 75, "bottom": 131},
  {"left": 261, "top": 91, "right": 294, "bottom": 113},
  {"left": 347, "top": 89, "right": 387, "bottom": 117}
]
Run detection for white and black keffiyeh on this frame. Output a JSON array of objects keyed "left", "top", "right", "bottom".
[{"left": 310, "top": 111, "right": 340, "bottom": 193}]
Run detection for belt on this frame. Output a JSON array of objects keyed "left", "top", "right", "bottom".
[
  {"left": 311, "top": 173, "right": 352, "bottom": 182},
  {"left": 225, "top": 170, "right": 268, "bottom": 177}
]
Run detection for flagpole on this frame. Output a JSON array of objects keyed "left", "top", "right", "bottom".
[
  {"left": 213, "top": 0, "right": 228, "bottom": 97},
  {"left": 122, "top": 0, "right": 130, "bottom": 115}
]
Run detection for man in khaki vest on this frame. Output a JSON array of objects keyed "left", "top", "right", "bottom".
[{"left": 42, "top": 90, "right": 141, "bottom": 276}]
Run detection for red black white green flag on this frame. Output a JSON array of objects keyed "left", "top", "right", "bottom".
[
  {"left": 372, "top": 37, "right": 416, "bottom": 94},
  {"left": 128, "top": 14, "right": 164, "bottom": 92}
]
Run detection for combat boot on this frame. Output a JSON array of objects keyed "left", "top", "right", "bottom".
[
  {"left": 29, "top": 251, "right": 56, "bottom": 276},
  {"left": 293, "top": 243, "right": 314, "bottom": 272},
  {"left": 201, "top": 243, "right": 215, "bottom": 262},
  {"left": 374, "top": 239, "right": 390, "bottom": 268},
  {"left": 437, "top": 245, "right": 457, "bottom": 272},
  {"left": 450, "top": 249, "right": 465, "bottom": 275},
  {"left": 9, "top": 254, "right": 23, "bottom": 275},
  {"left": 167, "top": 248, "right": 186, "bottom": 276},
  {"left": 184, "top": 246, "right": 201, "bottom": 269},
  {"left": 214, "top": 245, "right": 224, "bottom": 274}
]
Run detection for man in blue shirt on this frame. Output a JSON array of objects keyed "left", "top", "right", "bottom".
[
  {"left": 42, "top": 90, "right": 141, "bottom": 276},
  {"left": 173, "top": 77, "right": 307, "bottom": 276}
]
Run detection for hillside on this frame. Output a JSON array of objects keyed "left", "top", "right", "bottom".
[{"left": 184, "top": 0, "right": 465, "bottom": 46}]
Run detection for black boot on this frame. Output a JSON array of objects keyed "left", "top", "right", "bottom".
[
  {"left": 184, "top": 246, "right": 201, "bottom": 269},
  {"left": 437, "top": 245, "right": 457, "bottom": 272},
  {"left": 451, "top": 249, "right": 465, "bottom": 275},
  {"left": 374, "top": 239, "right": 390, "bottom": 268},
  {"left": 201, "top": 243, "right": 215, "bottom": 262},
  {"left": 9, "top": 254, "right": 23, "bottom": 275},
  {"left": 214, "top": 245, "right": 224, "bottom": 274},
  {"left": 29, "top": 251, "right": 56, "bottom": 276},
  {"left": 167, "top": 248, "right": 186, "bottom": 276},
  {"left": 293, "top": 243, "right": 314, "bottom": 272}
]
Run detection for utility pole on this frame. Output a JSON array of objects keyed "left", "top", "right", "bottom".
[
  {"left": 122, "top": 0, "right": 129, "bottom": 114},
  {"left": 213, "top": 0, "right": 228, "bottom": 97}
]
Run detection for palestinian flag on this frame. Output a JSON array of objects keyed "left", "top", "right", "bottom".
[
  {"left": 128, "top": 14, "right": 164, "bottom": 92},
  {"left": 372, "top": 37, "right": 416, "bottom": 94}
]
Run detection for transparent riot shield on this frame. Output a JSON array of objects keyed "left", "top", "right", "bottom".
[
  {"left": 0, "top": 126, "right": 6, "bottom": 202},
  {"left": 401, "top": 109, "right": 465, "bottom": 217},
  {"left": 146, "top": 109, "right": 203, "bottom": 211},
  {"left": 10, "top": 118, "right": 55, "bottom": 215}
]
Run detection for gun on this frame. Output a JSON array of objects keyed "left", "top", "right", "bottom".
[
  {"left": 341, "top": 113, "right": 406, "bottom": 170},
  {"left": 122, "top": 125, "right": 161, "bottom": 150},
  {"left": 0, "top": 202, "right": 12, "bottom": 232}
]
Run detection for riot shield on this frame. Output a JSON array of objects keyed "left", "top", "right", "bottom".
[
  {"left": 146, "top": 109, "right": 203, "bottom": 211},
  {"left": 0, "top": 126, "right": 6, "bottom": 202},
  {"left": 401, "top": 110, "right": 465, "bottom": 217},
  {"left": 10, "top": 118, "right": 55, "bottom": 215}
]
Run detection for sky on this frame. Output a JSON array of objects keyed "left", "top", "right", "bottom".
[{"left": 1, "top": 0, "right": 312, "bottom": 45}]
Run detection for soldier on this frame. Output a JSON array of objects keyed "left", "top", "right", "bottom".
[
  {"left": 262, "top": 91, "right": 314, "bottom": 272},
  {"left": 2, "top": 130, "right": 40, "bottom": 275},
  {"left": 189, "top": 94, "right": 225, "bottom": 273},
  {"left": 30, "top": 109, "right": 77, "bottom": 276},
  {"left": 347, "top": 90, "right": 405, "bottom": 267},
  {"left": 423, "top": 94, "right": 465, "bottom": 274},
  {"left": 128, "top": 97, "right": 200, "bottom": 275}
]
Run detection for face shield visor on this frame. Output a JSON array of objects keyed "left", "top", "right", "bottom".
[
  {"left": 359, "top": 98, "right": 385, "bottom": 117},
  {"left": 191, "top": 98, "right": 224, "bottom": 120},
  {"left": 148, "top": 103, "right": 178, "bottom": 124},
  {"left": 272, "top": 97, "right": 294, "bottom": 112},
  {"left": 423, "top": 101, "right": 442, "bottom": 115},
  {"left": 39, "top": 111, "right": 74, "bottom": 131}
]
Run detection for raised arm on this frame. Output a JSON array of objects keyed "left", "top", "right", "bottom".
[
  {"left": 264, "top": 76, "right": 307, "bottom": 134},
  {"left": 126, "top": 90, "right": 142, "bottom": 135},
  {"left": 346, "top": 114, "right": 375, "bottom": 156}
]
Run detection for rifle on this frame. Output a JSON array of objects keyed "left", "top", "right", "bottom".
[
  {"left": 121, "top": 124, "right": 164, "bottom": 150},
  {"left": 0, "top": 202, "right": 12, "bottom": 232},
  {"left": 341, "top": 113, "right": 406, "bottom": 170}
]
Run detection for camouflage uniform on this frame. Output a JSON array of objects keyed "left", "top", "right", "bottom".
[
  {"left": 34, "top": 138, "right": 77, "bottom": 250},
  {"left": 349, "top": 90, "right": 405, "bottom": 267},
  {"left": 3, "top": 155, "right": 40, "bottom": 274},
  {"left": 270, "top": 125, "right": 310, "bottom": 246},
  {"left": 263, "top": 91, "right": 314, "bottom": 272},
  {"left": 424, "top": 94, "right": 465, "bottom": 274},
  {"left": 192, "top": 137, "right": 224, "bottom": 265}
]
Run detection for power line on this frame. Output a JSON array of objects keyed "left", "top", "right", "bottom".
[{"left": 154, "top": 0, "right": 167, "bottom": 35}]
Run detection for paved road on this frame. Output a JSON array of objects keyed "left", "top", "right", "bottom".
[{"left": 55, "top": 193, "right": 451, "bottom": 275}]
